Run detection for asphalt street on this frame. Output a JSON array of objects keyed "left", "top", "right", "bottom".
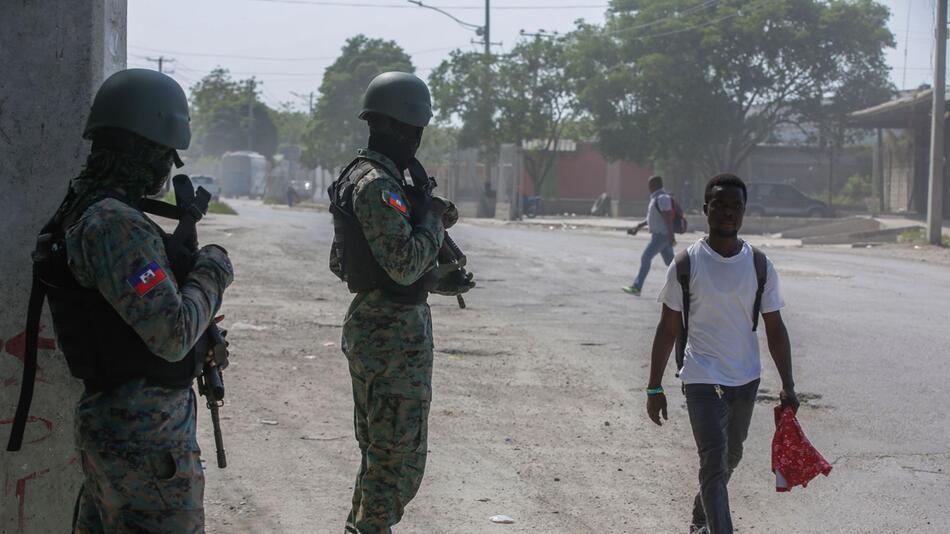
[{"left": 198, "top": 199, "right": 950, "bottom": 533}]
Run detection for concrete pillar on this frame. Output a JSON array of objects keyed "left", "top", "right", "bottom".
[
  {"left": 0, "top": 2, "right": 126, "bottom": 532},
  {"left": 873, "top": 128, "right": 884, "bottom": 213}
]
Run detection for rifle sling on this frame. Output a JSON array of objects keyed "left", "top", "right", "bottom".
[{"left": 6, "top": 268, "right": 47, "bottom": 451}]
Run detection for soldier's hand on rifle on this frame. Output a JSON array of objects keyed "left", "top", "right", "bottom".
[
  {"left": 431, "top": 196, "right": 458, "bottom": 228},
  {"left": 431, "top": 270, "right": 475, "bottom": 296}
]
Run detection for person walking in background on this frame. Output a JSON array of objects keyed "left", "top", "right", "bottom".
[
  {"left": 623, "top": 175, "right": 676, "bottom": 296},
  {"left": 644, "top": 173, "right": 800, "bottom": 534}
]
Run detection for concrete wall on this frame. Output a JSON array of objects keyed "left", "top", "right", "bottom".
[{"left": 0, "top": 2, "right": 126, "bottom": 532}]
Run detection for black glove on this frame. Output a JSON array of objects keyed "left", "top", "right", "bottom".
[
  {"left": 431, "top": 269, "right": 476, "bottom": 296},
  {"left": 403, "top": 183, "right": 431, "bottom": 224},
  {"left": 405, "top": 158, "right": 436, "bottom": 224}
]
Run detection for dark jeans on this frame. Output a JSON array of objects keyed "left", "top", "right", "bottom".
[{"left": 684, "top": 379, "right": 760, "bottom": 534}]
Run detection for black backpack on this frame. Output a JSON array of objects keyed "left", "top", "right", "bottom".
[{"left": 673, "top": 245, "right": 768, "bottom": 375}]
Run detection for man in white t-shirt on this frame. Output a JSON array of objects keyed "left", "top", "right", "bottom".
[
  {"left": 623, "top": 175, "right": 676, "bottom": 296},
  {"left": 644, "top": 174, "right": 800, "bottom": 534}
]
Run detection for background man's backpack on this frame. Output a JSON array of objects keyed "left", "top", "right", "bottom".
[
  {"left": 670, "top": 196, "right": 688, "bottom": 234},
  {"left": 653, "top": 194, "right": 688, "bottom": 234}
]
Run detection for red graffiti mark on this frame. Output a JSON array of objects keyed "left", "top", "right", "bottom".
[
  {"left": 3, "top": 326, "right": 56, "bottom": 385},
  {"left": 16, "top": 468, "right": 51, "bottom": 533},
  {"left": 4, "top": 327, "right": 57, "bottom": 361},
  {"left": 0, "top": 416, "right": 54, "bottom": 445}
]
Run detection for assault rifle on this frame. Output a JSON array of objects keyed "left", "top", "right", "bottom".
[
  {"left": 435, "top": 234, "right": 472, "bottom": 309},
  {"left": 142, "top": 174, "right": 229, "bottom": 468},
  {"left": 406, "top": 159, "right": 475, "bottom": 309}
]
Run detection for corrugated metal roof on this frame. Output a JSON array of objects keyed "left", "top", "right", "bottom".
[{"left": 849, "top": 88, "right": 950, "bottom": 129}]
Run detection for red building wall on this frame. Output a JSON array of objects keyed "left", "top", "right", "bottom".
[{"left": 522, "top": 142, "right": 652, "bottom": 202}]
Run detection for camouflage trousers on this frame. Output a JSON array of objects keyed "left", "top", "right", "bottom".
[
  {"left": 344, "top": 348, "right": 433, "bottom": 534},
  {"left": 74, "top": 447, "right": 205, "bottom": 533}
]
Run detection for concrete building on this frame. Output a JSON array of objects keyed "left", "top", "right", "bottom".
[
  {"left": 849, "top": 87, "right": 950, "bottom": 215},
  {"left": 0, "top": 2, "right": 127, "bottom": 532}
]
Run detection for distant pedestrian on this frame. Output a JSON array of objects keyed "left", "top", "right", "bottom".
[
  {"left": 644, "top": 173, "right": 800, "bottom": 534},
  {"left": 286, "top": 185, "right": 298, "bottom": 207},
  {"left": 623, "top": 175, "right": 676, "bottom": 296}
]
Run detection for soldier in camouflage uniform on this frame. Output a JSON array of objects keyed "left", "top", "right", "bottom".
[
  {"left": 329, "top": 72, "right": 473, "bottom": 533},
  {"left": 40, "top": 69, "right": 233, "bottom": 533}
]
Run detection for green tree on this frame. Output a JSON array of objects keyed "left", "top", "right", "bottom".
[
  {"left": 572, "top": 0, "right": 895, "bottom": 176},
  {"left": 189, "top": 68, "right": 278, "bottom": 160},
  {"left": 429, "top": 50, "right": 498, "bottom": 153},
  {"left": 270, "top": 102, "right": 310, "bottom": 153},
  {"left": 416, "top": 125, "right": 459, "bottom": 166},
  {"left": 430, "top": 37, "right": 580, "bottom": 194},
  {"left": 300, "top": 35, "right": 414, "bottom": 171},
  {"left": 496, "top": 36, "right": 580, "bottom": 194}
]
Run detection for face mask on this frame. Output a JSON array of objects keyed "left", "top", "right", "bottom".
[{"left": 145, "top": 151, "right": 176, "bottom": 196}]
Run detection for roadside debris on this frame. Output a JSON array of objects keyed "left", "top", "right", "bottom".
[
  {"left": 259, "top": 419, "right": 279, "bottom": 426},
  {"left": 490, "top": 515, "right": 515, "bottom": 524}
]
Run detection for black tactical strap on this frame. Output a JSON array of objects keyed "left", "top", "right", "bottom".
[
  {"left": 673, "top": 249, "right": 691, "bottom": 376},
  {"left": 6, "top": 269, "right": 46, "bottom": 451},
  {"left": 139, "top": 198, "right": 181, "bottom": 220},
  {"left": 751, "top": 247, "right": 768, "bottom": 331}
]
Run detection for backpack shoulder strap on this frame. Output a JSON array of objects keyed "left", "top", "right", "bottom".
[
  {"left": 673, "top": 248, "right": 691, "bottom": 375},
  {"left": 6, "top": 189, "right": 130, "bottom": 452},
  {"left": 751, "top": 246, "right": 768, "bottom": 332}
]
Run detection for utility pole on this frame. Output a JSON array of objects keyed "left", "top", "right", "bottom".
[
  {"left": 292, "top": 91, "right": 315, "bottom": 116},
  {"left": 406, "top": 0, "right": 500, "bottom": 214},
  {"left": 145, "top": 55, "right": 174, "bottom": 74},
  {"left": 927, "top": 0, "right": 947, "bottom": 245},
  {"left": 247, "top": 79, "right": 259, "bottom": 152}
]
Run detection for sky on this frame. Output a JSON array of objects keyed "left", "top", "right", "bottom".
[{"left": 129, "top": 0, "right": 941, "bottom": 111}]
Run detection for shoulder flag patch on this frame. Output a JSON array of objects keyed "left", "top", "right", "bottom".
[
  {"left": 382, "top": 190, "right": 409, "bottom": 215},
  {"left": 127, "top": 261, "right": 167, "bottom": 297}
]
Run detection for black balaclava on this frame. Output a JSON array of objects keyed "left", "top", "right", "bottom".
[
  {"left": 366, "top": 115, "right": 424, "bottom": 172},
  {"left": 56, "top": 128, "right": 180, "bottom": 222}
]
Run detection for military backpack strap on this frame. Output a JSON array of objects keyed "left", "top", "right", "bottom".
[
  {"left": 5, "top": 268, "right": 47, "bottom": 452},
  {"left": 6, "top": 189, "right": 128, "bottom": 452},
  {"left": 673, "top": 249, "right": 691, "bottom": 376},
  {"left": 751, "top": 246, "right": 768, "bottom": 332}
]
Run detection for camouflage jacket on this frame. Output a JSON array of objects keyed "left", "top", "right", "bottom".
[
  {"left": 65, "top": 197, "right": 233, "bottom": 451},
  {"left": 340, "top": 149, "right": 444, "bottom": 356}
]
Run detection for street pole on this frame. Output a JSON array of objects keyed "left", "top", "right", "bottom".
[
  {"left": 247, "top": 80, "right": 256, "bottom": 152},
  {"left": 484, "top": 0, "right": 490, "bottom": 58},
  {"left": 927, "top": 0, "right": 947, "bottom": 245},
  {"left": 145, "top": 55, "right": 174, "bottom": 74},
  {"left": 483, "top": 0, "right": 493, "bottom": 215}
]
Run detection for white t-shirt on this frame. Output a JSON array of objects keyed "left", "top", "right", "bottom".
[
  {"left": 647, "top": 188, "right": 673, "bottom": 235},
  {"left": 657, "top": 239, "right": 784, "bottom": 386}
]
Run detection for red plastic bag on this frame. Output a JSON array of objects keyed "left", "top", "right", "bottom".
[{"left": 771, "top": 406, "right": 832, "bottom": 492}]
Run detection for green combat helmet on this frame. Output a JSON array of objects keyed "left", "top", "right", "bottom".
[
  {"left": 359, "top": 72, "right": 433, "bottom": 128},
  {"left": 83, "top": 68, "right": 191, "bottom": 149}
]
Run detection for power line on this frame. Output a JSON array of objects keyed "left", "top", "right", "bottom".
[
  {"left": 129, "top": 44, "right": 461, "bottom": 61},
  {"left": 601, "top": 0, "right": 721, "bottom": 37},
  {"left": 247, "top": 0, "right": 607, "bottom": 9},
  {"left": 143, "top": 55, "right": 175, "bottom": 73}
]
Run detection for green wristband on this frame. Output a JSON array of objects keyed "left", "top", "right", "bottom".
[{"left": 646, "top": 386, "right": 664, "bottom": 396}]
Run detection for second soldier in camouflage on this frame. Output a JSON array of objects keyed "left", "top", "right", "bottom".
[{"left": 329, "top": 72, "right": 470, "bottom": 533}]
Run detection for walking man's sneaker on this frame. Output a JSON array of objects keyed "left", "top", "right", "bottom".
[
  {"left": 688, "top": 524, "right": 709, "bottom": 534},
  {"left": 622, "top": 286, "right": 641, "bottom": 296}
]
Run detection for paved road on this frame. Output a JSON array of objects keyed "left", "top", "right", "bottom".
[{"left": 202, "top": 199, "right": 949, "bottom": 533}]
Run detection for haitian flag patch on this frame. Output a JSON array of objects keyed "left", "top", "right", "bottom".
[
  {"left": 383, "top": 190, "right": 409, "bottom": 215},
  {"left": 127, "top": 261, "right": 167, "bottom": 297}
]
